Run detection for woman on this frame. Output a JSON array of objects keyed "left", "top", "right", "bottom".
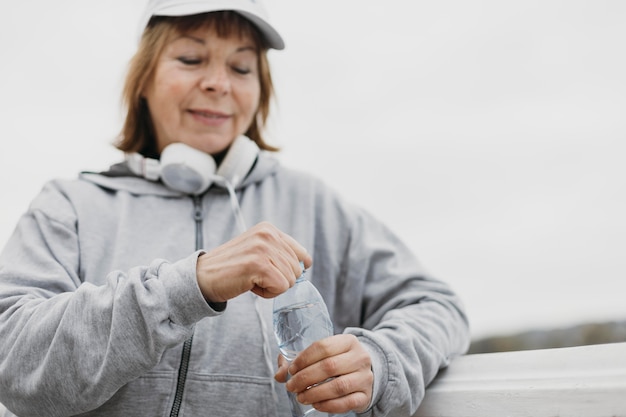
[{"left": 0, "top": 1, "right": 470, "bottom": 416}]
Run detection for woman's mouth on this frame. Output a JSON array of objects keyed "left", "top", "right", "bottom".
[{"left": 188, "top": 109, "right": 230, "bottom": 126}]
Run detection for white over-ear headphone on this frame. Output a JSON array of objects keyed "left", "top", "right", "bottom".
[{"left": 125, "top": 135, "right": 259, "bottom": 195}]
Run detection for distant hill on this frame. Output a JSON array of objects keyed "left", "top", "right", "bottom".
[{"left": 469, "top": 320, "right": 626, "bottom": 354}]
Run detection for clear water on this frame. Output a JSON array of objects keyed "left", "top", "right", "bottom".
[{"left": 273, "top": 301, "right": 334, "bottom": 361}]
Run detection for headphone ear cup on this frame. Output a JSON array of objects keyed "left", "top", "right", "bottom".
[
  {"left": 160, "top": 143, "right": 217, "bottom": 194},
  {"left": 217, "top": 135, "right": 260, "bottom": 187}
]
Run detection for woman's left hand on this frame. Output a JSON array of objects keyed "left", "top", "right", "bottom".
[{"left": 274, "top": 334, "right": 373, "bottom": 414}]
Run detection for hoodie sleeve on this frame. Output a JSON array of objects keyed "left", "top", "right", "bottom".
[
  {"left": 330, "top": 205, "right": 470, "bottom": 417},
  {"left": 0, "top": 182, "right": 216, "bottom": 416}
]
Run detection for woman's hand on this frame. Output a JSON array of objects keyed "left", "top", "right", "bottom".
[
  {"left": 196, "top": 221, "right": 312, "bottom": 302},
  {"left": 275, "top": 334, "right": 374, "bottom": 414}
]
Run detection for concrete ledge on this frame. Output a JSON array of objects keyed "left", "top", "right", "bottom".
[{"left": 415, "top": 342, "right": 626, "bottom": 417}]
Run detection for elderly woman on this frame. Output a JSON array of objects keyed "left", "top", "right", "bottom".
[{"left": 0, "top": 1, "right": 470, "bottom": 416}]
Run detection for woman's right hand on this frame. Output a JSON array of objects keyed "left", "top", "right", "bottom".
[{"left": 195, "top": 221, "right": 312, "bottom": 303}]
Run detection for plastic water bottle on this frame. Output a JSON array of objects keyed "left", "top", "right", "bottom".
[{"left": 273, "top": 265, "right": 334, "bottom": 417}]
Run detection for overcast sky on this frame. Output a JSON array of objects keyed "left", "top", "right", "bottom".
[{"left": 1, "top": 1, "right": 625, "bottom": 339}]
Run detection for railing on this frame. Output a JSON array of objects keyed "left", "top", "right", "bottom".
[
  {"left": 2, "top": 343, "right": 624, "bottom": 416},
  {"left": 414, "top": 342, "right": 626, "bottom": 417}
]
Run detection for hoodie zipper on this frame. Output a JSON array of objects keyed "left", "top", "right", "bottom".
[{"left": 169, "top": 195, "right": 204, "bottom": 417}]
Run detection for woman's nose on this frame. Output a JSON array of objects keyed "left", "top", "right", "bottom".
[{"left": 200, "top": 65, "right": 231, "bottom": 95}]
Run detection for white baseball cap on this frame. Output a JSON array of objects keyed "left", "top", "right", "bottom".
[{"left": 139, "top": 0, "right": 285, "bottom": 49}]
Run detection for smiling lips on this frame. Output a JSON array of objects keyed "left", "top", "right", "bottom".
[{"left": 188, "top": 109, "right": 230, "bottom": 126}]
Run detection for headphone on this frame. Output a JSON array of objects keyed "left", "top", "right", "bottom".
[{"left": 126, "top": 135, "right": 260, "bottom": 195}]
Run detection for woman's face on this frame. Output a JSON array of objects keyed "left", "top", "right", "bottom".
[{"left": 143, "top": 25, "right": 261, "bottom": 155}]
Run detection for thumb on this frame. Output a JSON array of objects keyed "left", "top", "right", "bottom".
[{"left": 274, "top": 354, "right": 289, "bottom": 383}]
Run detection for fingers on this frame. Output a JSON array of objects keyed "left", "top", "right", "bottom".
[
  {"left": 279, "top": 230, "right": 312, "bottom": 271},
  {"left": 196, "top": 221, "right": 311, "bottom": 302},
  {"left": 285, "top": 334, "right": 373, "bottom": 414},
  {"left": 274, "top": 354, "right": 289, "bottom": 383},
  {"left": 301, "top": 375, "right": 372, "bottom": 414},
  {"left": 244, "top": 222, "right": 310, "bottom": 297}
]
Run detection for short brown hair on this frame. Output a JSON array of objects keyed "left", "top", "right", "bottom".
[{"left": 116, "top": 11, "right": 278, "bottom": 158}]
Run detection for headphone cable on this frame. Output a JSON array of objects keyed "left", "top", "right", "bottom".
[{"left": 210, "top": 174, "right": 280, "bottom": 406}]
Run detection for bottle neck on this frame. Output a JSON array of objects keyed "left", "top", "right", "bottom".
[{"left": 296, "top": 262, "right": 306, "bottom": 283}]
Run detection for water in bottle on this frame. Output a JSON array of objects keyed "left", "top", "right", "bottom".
[{"left": 273, "top": 266, "right": 334, "bottom": 417}]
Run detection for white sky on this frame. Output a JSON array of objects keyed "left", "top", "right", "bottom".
[{"left": 1, "top": 1, "right": 625, "bottom": 340}]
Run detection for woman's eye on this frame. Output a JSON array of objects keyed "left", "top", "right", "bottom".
[
  {"left": 232, "top": 66, "right": 251, "bottom": 75},
  {"left": 177, "top": 57, "right": 202, "bottom": 65}
]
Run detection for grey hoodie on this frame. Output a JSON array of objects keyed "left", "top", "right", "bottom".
[{"left": 0, "top": 152, "right": 469, "bottom": 417}]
